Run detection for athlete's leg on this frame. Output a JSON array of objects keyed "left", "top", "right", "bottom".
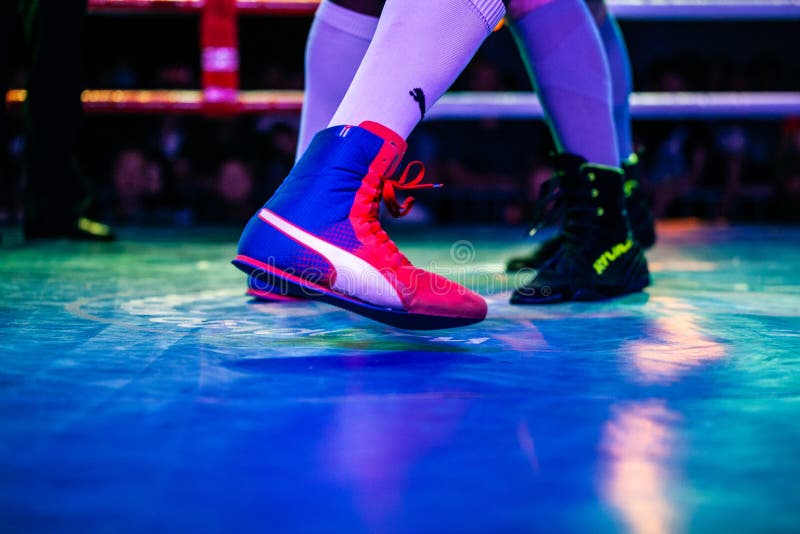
[
  {"left": 587, "top": 0, "right": 633, "bottom": 162},
  {"left": 589, "top": 0, "right": 656, "bottom": 247},
  {"left": 236, "top": 0, "right": 506, "bottom": 328},
  {"left": 329, "top": 0, "right": 505, "bottom": 138},
  {"left": 296, "top": 1, "right": 379, "bottom": 158},
  {"left": 23, "top": 0, "right": 87, "bottom": 235},
  {"left": 507, "top": 0, "right": 617, "bottom": 167},
  {"left": 21, "top": 0, "right": 114, "bottom": 240},
  {"left": 505, "top": 0, "right": 649, "bottom": 303}
]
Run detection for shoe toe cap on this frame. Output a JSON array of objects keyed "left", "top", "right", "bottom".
[{"left": 400, "top": 268, "right": 487, "bottom": 320}]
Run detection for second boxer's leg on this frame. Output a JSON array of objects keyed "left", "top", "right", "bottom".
[{"left": 508, "top": 0, "right": 618, "bottom": 167}]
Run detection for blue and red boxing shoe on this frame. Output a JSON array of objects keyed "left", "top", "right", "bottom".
[{"left": 233, "top": 121, "right": 487, "bottom": 330}]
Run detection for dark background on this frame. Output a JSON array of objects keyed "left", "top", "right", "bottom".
[{"left": 3, "top": 14, "right": 800, "bottom": 227}]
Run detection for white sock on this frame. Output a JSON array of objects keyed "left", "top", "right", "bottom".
[
  {"left": 329, "top": 0, "right": 505, "bottom": 139},
  {"left": 297, "top": 1, "right": 378, "bottom": 160}
]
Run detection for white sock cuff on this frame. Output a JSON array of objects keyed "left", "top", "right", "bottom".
[
  {"left": 315, "top": 0, "right": 379, "bottom": 41},
  {"left": 463, "top": 0, "right": 506, "bottom": 32}
]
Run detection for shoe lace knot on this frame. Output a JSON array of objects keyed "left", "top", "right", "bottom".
[
  {"left": 359, "top": 160, "right": 442, "bottom": 268},
  {"left": 382, "top": 161, "right": 442, "bottom": 218}
]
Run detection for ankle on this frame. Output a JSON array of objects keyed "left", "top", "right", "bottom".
[{"left": 580, "top": 164, "right": 631, "bottom": 237}]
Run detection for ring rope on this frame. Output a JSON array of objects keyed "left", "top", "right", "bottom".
[
  {"left": 87, "top": 0, "right": 800, "bottom": 19},
  {"left": 6, "top": 1, "right": 799, "bottom": 118},
  {"left": 7, "top": 89, "right": 800, "bottom": 119}
]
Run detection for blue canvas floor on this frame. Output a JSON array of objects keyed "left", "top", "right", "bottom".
[{"left": 1, "top": 223, "right": 799, "bottom": 532}]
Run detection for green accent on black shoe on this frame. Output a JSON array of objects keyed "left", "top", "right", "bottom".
[
  {"left": 511, "top": 161, "right": 650, "bottom": 305},
  {"left": 622, "top": 155, "right": 656, "bottom": 249}
]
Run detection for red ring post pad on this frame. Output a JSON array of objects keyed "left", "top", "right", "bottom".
[{"left": 201, "top": 0, "right": 240, "bottom": 115}]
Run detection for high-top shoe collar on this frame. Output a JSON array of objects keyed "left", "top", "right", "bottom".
[
  {"left": 551, "top": 153, "right": 587, "bottom": 185},
  {"left": 578, "top": 164, "right": 626, "bottom": 209},
  {"left": 358, "top": 121, "right": 407, "bottom": 178}
]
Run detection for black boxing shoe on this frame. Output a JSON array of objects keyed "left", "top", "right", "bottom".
[
  {"left": 506, "top": 153, "right": 656, "bottom": 272},
  {"left": 511, "top": 160, "right": 650, "bottom": 304}
]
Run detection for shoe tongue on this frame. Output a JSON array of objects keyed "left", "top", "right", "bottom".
[
  {"left": 358, "top": 121, "right": 408, "bottom": 156},
  {"left": 351, "top": 122, "right": 407, "bottom": 184}
]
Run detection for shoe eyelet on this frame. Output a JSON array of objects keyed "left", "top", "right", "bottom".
[
  {"left": 596, "top": 207, "right": 605, "bottom": 216},
  {"left": 588, "top": 172, "right": 596, "bottom": 181},
  {"left": 591, "top": 188, "right": 599, "bottom": 198}
]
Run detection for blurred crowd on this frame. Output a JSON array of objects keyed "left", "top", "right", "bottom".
[{"left": 2, "top": 17, "right": 799, "bottom": 228}]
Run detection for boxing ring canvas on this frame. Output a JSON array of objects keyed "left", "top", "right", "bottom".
[
  {"left": 1, "top": 225, "right": 800, "bottom": 531},
  {"left": 3, "top": 0, "right": 800, "bottom": 531}
]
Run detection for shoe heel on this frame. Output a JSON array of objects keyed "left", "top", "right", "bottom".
[{"left": 233, "top": 255, "right": 327, "bottom": 300}]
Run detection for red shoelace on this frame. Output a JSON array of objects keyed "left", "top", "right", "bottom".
[
  {"left": 382, "top": 161, "right": 442, "bottom": 218},
  {"left": 358, "top": 160, "right": 443, "bottom": 268}
]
